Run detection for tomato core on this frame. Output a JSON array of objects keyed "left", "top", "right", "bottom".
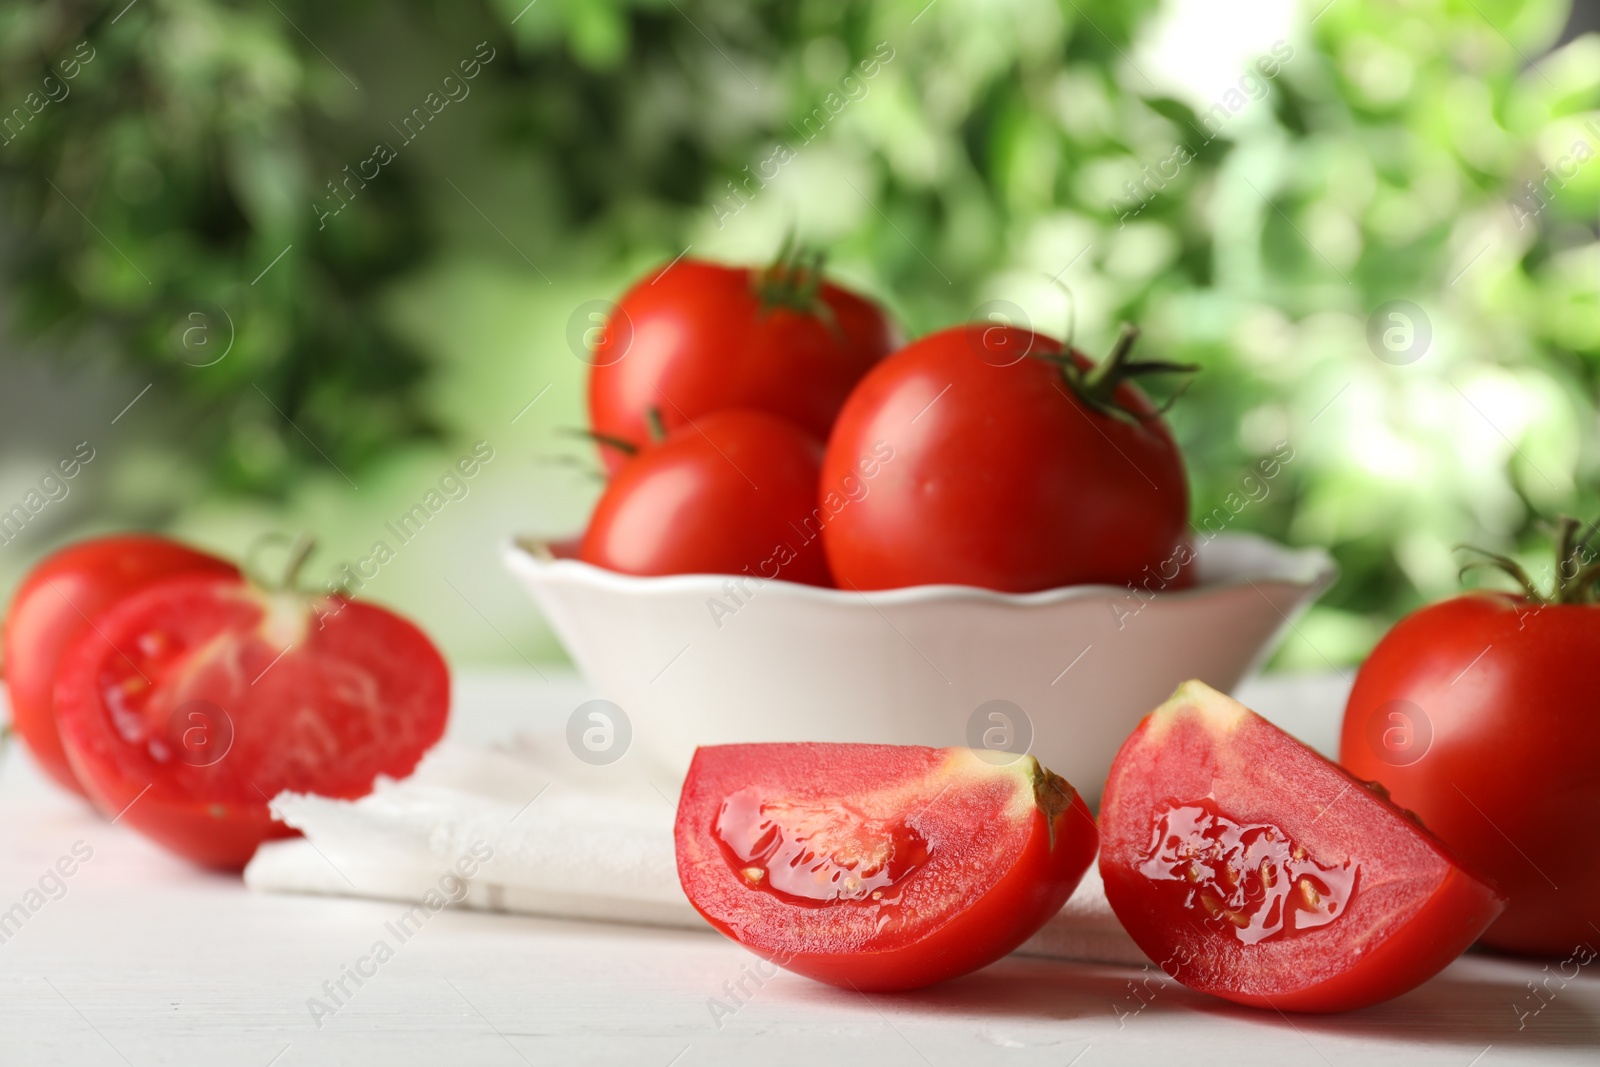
[
  {"left": 714, "top": 786, "right": 930, "bottom": 905},
  {"left": 1139, "top": 800, "right": 1359, "bottom": 946}
]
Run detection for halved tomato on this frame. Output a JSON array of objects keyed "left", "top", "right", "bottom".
[
  {"left": 1099, "top": 681, "right": 1505, "bottom": 1012},
  {"left": 53, "top": 573, "right": 449, "bottom": 870},
  {"left": 675, "top": 743, "right": 1098, "bottom": 991},
  {"left": 3, "top": 535, "right": 237, "bottom": 796}
]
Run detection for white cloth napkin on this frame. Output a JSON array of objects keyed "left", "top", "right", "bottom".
[{"left": 244, "top": 735, "right": 1147, "bottom": 967}]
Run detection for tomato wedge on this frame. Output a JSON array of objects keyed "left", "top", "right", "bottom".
[
  {"left": 53, "top": 573, "right": 449, "bottom": 870},
  {"left": 675, "top": 743, "right": 1098, "bottom": 991},
  {"left": 1099, "top": 681, "right": 1505, "bottom": 1012}
]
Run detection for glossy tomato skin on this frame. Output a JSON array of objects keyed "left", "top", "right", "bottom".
[
  {"left": 53, "top": 574, "right": 449, "bottom": 869},
  {"left": 3, "top": 535, "right": 237, "bottom": 796},
  {"left": 580, "top": 409, "right": 832, "bottom": 586},
  {"left": 676, "top": 743, "right": 1098, "bottom": 991},
  {"left": 1101, "top": 682, "right": 1504, "bottom": 1013},
  {"left": 1340, "top": 593, "right": 1600, "bottom": 955},
  {"left": 588, "top": 259, "right": 894, "bottom": 474},
  {"left": 820, "top": 325, "right": 1189, "bottom": 593}
]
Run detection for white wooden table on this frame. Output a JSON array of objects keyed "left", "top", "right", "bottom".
[{"left": 1, "top": 670, "right": 1595, "bottom": 1066}]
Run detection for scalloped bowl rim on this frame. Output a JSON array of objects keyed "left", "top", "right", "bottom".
[{"left": 502, "top": 532, "right": 1337, "bottom": 606}]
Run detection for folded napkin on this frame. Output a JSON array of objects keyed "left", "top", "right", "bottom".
[{"left": 244, "top": 735, "right": 1148, "bottom": 967}]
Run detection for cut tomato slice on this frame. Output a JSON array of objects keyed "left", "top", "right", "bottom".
[
  {"left": 2, "top": 535, "right": 237, "bottom": 797},
  {"left": 53, "top": 573, "right": 449, "bottom": 870},
  {"left": 1099, "top": 681, "right": 1505, "bottom": 1012},
  {"left": 675, "top": 743, "right": 1098, "bottom": 991}
]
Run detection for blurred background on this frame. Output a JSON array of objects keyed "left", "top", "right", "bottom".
[{"left": 2, "top": 0, "right": 1599, "bottom": 670}]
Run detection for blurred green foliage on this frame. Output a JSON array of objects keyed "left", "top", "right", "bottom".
[{"left": 3, "top": 0, "right": 1599, "bottom": 666}]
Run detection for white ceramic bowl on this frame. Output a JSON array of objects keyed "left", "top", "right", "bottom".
[{"left": 503, "top": 534, "right": 1334, "bottom": 804}]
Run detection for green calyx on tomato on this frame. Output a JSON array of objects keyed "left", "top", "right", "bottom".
[
  {"left": 241, "top": 531, "right": 317, "bottom": 593},
  {"left": 1457, "top": 513, "right": 1600, "bottom": 605},
  {"left": 751, "top": 236, "right": 830, "bottom": 320},
  {"left": 1033, "top": 322, "right": 1199, "bottom": 426},
  {"left": 644, "top": 406, "right": 667, "bottom": 444},
  {"left": 557, "top": 427, "right": 645, "bottom": 468},
  {"left": 1031, "top": 763, "right": 1077, "bottom": 850}
]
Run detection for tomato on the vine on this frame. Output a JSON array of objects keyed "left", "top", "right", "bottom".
[
  {"left": 587, "top": 254, "right": 894, "bottom": 474},
  {"left": 3, "top": 535, "right": 238, "bottom": 797},
  {"left": 1341, "top": 519, "right": 1600, "bottom": 955},
  {"left": 52, "top": 553, "right": 449, "bottom": 870},
  {"left": 820, "top": 323, "right": 1192, "bottom": 593},
  {"left": 580, "top": 409, "right": 832, "bottom": 586}
]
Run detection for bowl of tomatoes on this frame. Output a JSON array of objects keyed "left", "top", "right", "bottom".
[
  {"left": 509, "top": 250, "right": 1334, "bottom": 801},
  {"left": 507, "top": 530, "right": 1331, "bottom": 802}
]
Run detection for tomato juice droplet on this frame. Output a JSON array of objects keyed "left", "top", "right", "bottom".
[
  {"left": 1138, "top": 799, "right": 1357, "bottom": 945},
  {"left": 714, "top": 786, "right": 930, "bottom": 905}
]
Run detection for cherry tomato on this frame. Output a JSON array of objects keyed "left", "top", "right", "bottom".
[
  {"left": 675, "top": 742, "right": 1098, "bottom": 991},
  {"left": 53, "top": 572, "right": 449, "bottom": 870},
  {"left": 820, "top": 323, "right": 1190, "bottom": 592},
  {"left": 3, "top": 535, "right": 237, "bottom": 797},
  {"left": 1341, "top": 590, "right": 1600, "bottom": 955},
  {"left": 1101, "top": 681, "right": 1504, "bottom": 1012},
  {"left": 579, "top": 409, "right": 832, "bottom": 586},
  {"left": 587, "top": 257, "right": 894, "bottom": 474}
]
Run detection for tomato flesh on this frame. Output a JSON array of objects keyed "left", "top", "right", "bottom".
[
  {"left": 675, "top": 743, "right": 1098, "bottom": 991},
  {"left": 2, "top": 535, "right": 236, "bottom": 797},
  {"left": 715, "top": 785, "right": 931, "bottom": 904},
  {"left": 53, "top": 574, "right": 449, "bottom": 869},
  {"left": 1138, "top": 799, "right": 1358, "bottom": 945},
  {"left": 1100, "top": 681, "right": 1505, "bottom": 1012}
]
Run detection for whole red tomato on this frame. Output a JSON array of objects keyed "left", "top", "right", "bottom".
[
  {"left": 3, "top": 535, "right": 237, "bottom": 796},
  {"left": 587, "top": 255, "right": 894, "bottom": 474},
  {"left": 54, "top": 565, "right": 450, "bottom": 870},
  {"left": 820, "top": 323, "right": 1191, "bottom": 592},
  {"left": 580, "top": 409, "right": 831, "bottom": 586},
  {"left": 1340, "top": 527, "right": 1600, "bottom": 955}
]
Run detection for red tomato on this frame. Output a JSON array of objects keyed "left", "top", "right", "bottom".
[
  {"left": 53, "top": 573, "right": 449, "bottom": 869},
  {"left": 1341, "top": 591, "right": 1600, "bottom": 955},
  {"left": 3, "top": 535, "right": 237, "bottom": 797},
  {"left": 675, "top": 743, "right": 1098, "bottom": 991},
  {"left": 587, "top": 257, "right": 894, "bottom": 474},
  {"left": 1101, "top": 681, "right": 1504, "bottom": 1012},
  {"left": 820, "top": 323, "right": 1190, "bottom": 592},
  {"left": 579, "top": 409, "right": 832, "bottom": 586}
]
